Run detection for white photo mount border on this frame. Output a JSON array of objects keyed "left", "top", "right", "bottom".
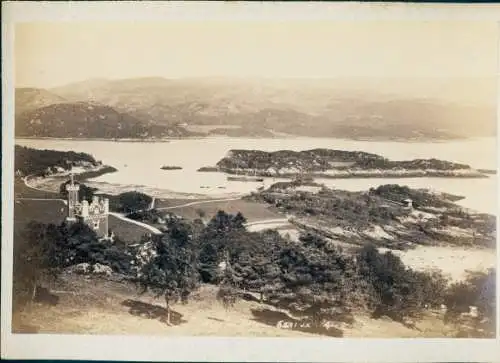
[{"left": 2, "top": 1, "right": 500, "bottom": 361}]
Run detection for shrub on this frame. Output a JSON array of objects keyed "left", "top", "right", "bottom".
[
  {"left": 445, "top": 269, "right": 496, "bottom": 318},
  {"left": 355, "top": 244, "right": 448, "bottom": 320}
]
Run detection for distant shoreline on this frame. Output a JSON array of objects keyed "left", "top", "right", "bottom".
[
  {"left": 200, "top": 168, "right": 491, "bottom": 179},
  {"left": 13, "top": 134, "right": 485, "bottom": 143}
]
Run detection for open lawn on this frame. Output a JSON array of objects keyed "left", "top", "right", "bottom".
[
  {"left": 14, "top": 178, "right": 60, "bottom": 199},
  {"left": 14, "top": 199, "right": 66, "bottom": 232},
  {"left": 108, "top": 215, "right": 154, "bottom": 243},
  {"left": 163, "top": 199, "right": 281, "bottom": 223}
]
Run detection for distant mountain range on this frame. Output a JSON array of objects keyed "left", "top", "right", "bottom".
[
  {"left": 16, "top": 100, "right": 188, "bottom": 139},
  {"left": 15, "top": 77, "right": 497, "bottom": 140}
]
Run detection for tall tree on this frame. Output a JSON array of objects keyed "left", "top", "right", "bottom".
[
  {"left": 15, "top": 221, "right": 67, "bottom": 302},
  {"left": 118, "top": 191, "right": 153, "bottom": 214},
  {"left": 137, "top": 223, "right": 199, "bottom": 325}
]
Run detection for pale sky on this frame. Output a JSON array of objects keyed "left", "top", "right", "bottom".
[{"left": 15, "top": 21, "right": 499, "bottom": 88}]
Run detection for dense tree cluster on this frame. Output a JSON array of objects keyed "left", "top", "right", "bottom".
[
  {"left": 250, "top": 185, "right": 406, "bottom": 229},
  {"left": 15, "top": 145, "right": 98, "bottom": 177},
  {"left": 115, "top": 191, "right": 153, "bottom": 214},
  {"left": 13, "top": 221, "right": 132, "bottom": 306},
  {"left": 217, "top": 149, "right": 384, "bottom": 173}
]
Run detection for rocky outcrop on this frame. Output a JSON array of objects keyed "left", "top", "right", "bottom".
[
  {"left": 207, "top": 149, "right": 488, "bottom": 179},
  {"left": 67, "top": 262, "right": 113, "bottom": 276}
]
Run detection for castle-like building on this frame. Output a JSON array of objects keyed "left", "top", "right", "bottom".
[{"left": 66, "top": 174, "right": 111, "bottom": 239}]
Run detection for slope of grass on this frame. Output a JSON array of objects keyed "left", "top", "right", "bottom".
[
  {"left": 13, "top": 274, "right": 461, "bottom": 338},
  {"left": 108, "top": 215, "right": 152, "bottom": 243},
  {"left": 14, "top": 178, "right": 60, "bottom": 199}
]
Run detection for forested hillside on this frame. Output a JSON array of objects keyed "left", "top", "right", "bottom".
[
  {"left": 14, "top": 145, "right": 100, "bottom": 177},
  {"left": 15, "top": 102, "right": 192, "bottom": 139}
]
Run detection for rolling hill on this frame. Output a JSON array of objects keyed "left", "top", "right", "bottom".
[
  {"left": 15, "top": 76, "right": 497, "bottom": 140},
  {"left": 15, "top": 87, "right": 67, "bottom": 115},
  {"left": 15, "top": 102, "right": 191, "bottom": 139},
  {"left": 50, "top": 77, "right": 497, "bottom": 140}
]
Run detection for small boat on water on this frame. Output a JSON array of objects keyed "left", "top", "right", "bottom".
[{"left": 227, "top": 176, "right": 264, "bottom": 182}]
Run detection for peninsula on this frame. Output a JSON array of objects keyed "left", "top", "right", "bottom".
[
  {"left": 245, "top": 181, "right": 496, "bottom": 250},
  {"left": 199, "top": 149, "right": 490, "bottom": 179}
]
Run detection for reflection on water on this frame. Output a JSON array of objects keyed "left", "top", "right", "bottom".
[{"left": 15, "top": 137, "right": 497, "bottom": 214}]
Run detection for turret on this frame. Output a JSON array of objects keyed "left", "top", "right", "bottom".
[
  {"left": 103, "top": 198, "right": 109, "bottom": 214},
  {"left": 66, "top": 173, "right": 80, "bottom": 221},
  {"left": 81, "top": 200, "right": 89, "bottom": 217}
]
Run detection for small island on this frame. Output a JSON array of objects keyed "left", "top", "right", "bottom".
[
  {"left": 160, "top": 165, "right": 183, "bottom": 170},
  {"left": 197, "top": 166, "right": 219, "bottom": 172},
  {"left": 198, "top": 149, "right": 490, "bottom": 179}
]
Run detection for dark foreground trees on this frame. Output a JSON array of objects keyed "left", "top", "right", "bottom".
[
  {"left": 355, "top": 244, "right": 448, "bottom": 321},
  {"left": 14, "top": 221, "right": 67, "bottom": 304},
  {"left": 136, "top": 221, "right": 199, "bottom": 325},
  {"left": 445, "top": 269, "right": 496, "bottom": 320},
  {"left": 13, "top": 220, "right": 132, "bottom": 307},
  {"left": 14, "top": 209, "right": 496, "bottom": 336}
]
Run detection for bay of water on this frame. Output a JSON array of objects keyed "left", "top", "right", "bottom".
[{"left": 16, "top": 136, "right": 498, "bottom": 214}]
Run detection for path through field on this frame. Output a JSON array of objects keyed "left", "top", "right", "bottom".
[
  {"left": 108, "top": 212, "right": 162, "bottom": 235},
  {"left": 156, "top": 197, "right": 243, "bottom": 210}
]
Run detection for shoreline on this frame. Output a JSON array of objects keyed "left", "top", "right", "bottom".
[
  {"left": 26, "top": 172, "right": 247, "bottom": 201},
  {"left": 14, "top": 134, "right": 487, "bottom": 144},
  {"left": 201, "top": 168, "right": 491, "bottom": 179}
]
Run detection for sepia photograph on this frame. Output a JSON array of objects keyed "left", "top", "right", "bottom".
[{"left": 2, "top": 1, "right": 499, "bottom": 361}]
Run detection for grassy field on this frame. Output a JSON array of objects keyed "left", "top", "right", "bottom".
[
  {"left": 14, "top": 178, "right": 60, "bottom": 199},
  {"left": 12, "top": 273, "right": 461, "bottom": 338},
  {"left": 162, "top": 199, "right": 281, "bottom": 223},
  {"left": 108, "top": 215, "right": 152, "bottom": 242}
]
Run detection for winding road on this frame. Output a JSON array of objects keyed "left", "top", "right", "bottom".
[
  {"left": 108, "top": 212, "right": 162, "bottom": 235},
  {"left": 155, "top": 197, "right": 243, "bottom": 211},
  {"left": 16, "top": 197, "right": 67, "bottom": 205}
]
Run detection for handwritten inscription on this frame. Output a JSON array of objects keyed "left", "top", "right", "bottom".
[{"left": 276, "top": 320, "right": 337, "bottom": 330}]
